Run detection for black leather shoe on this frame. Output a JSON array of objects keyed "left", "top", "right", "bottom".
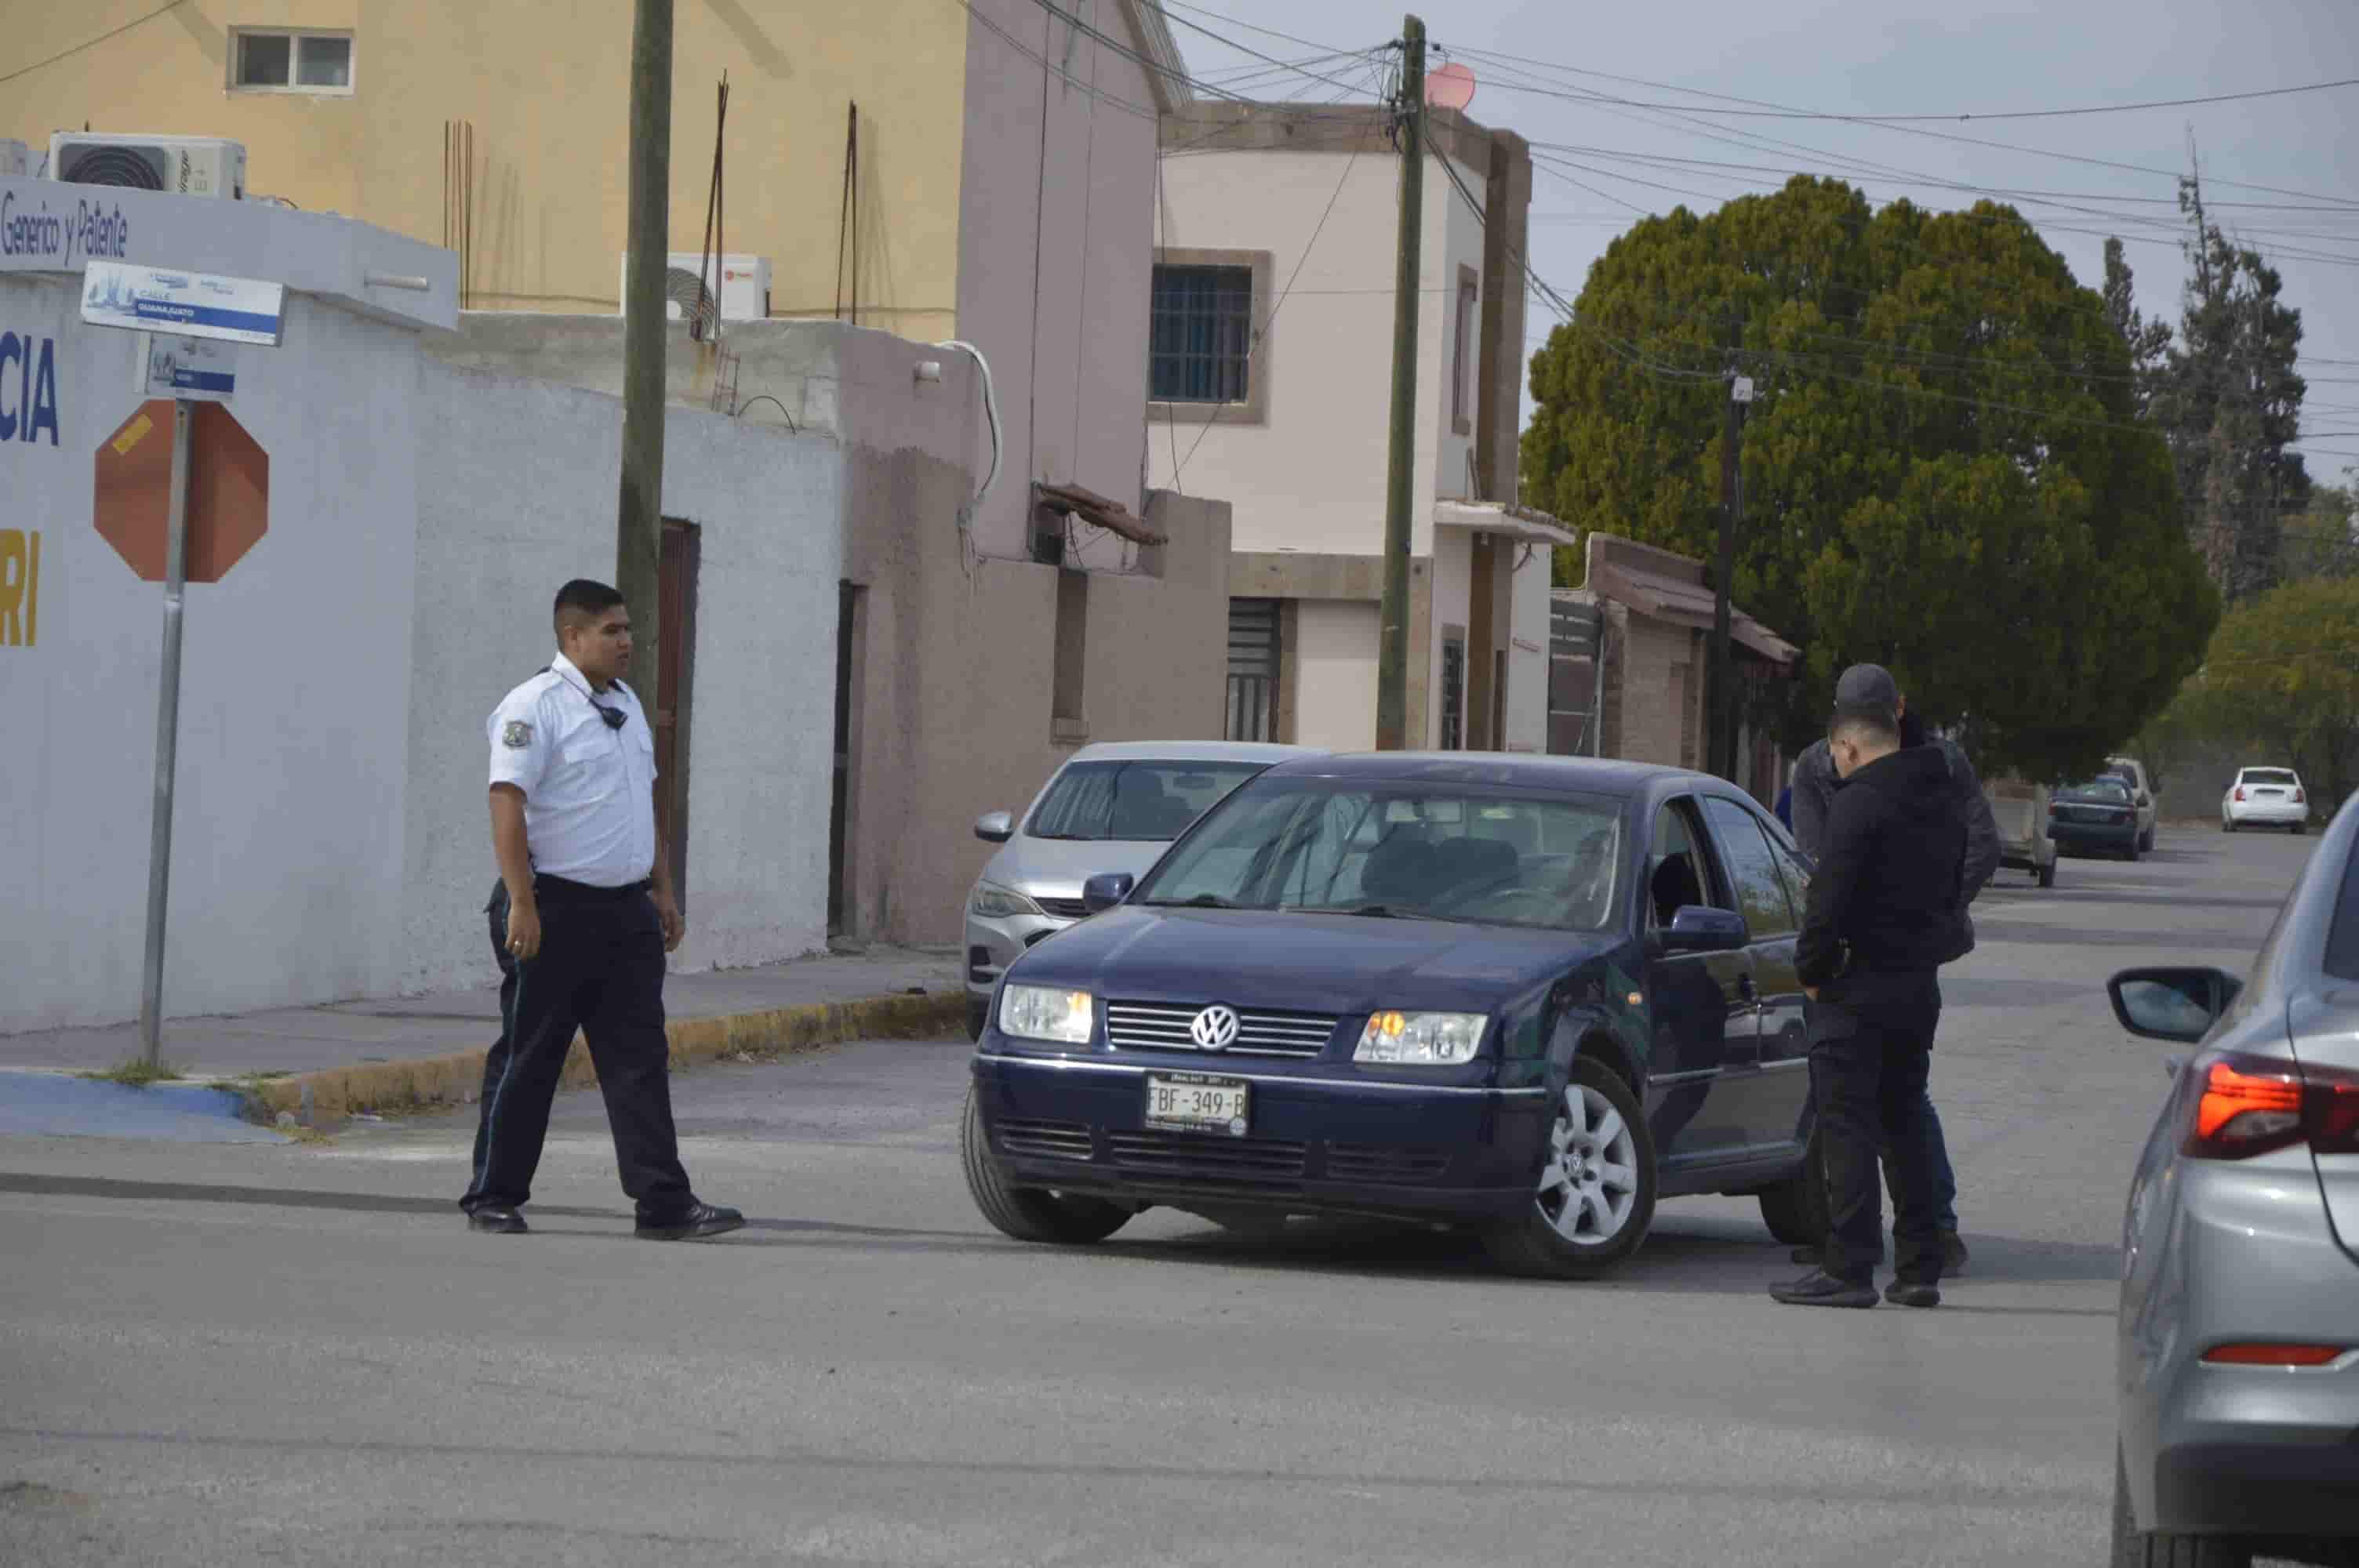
[
  {"left": 1939, "top": 1230, "right": 1969, "bottom": 1276},
  {"left": 1885, "top": 1279, "right": 1942, "bottom": 1308},
  {"left": 467, "top": 1205, "right": 528, "bottom": 1234},
  {"left": 636, "top": 1202, "right": 745, "bottom": 1241},
  {"left": 1769, "top": 1269, "right": 1877, "bottom": 1308}
]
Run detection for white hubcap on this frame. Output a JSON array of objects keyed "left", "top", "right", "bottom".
[{"left": 1536, "top": 1083, "right": 1639, "bottom": 1246}]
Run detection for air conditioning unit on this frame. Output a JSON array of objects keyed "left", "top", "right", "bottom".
[
  {"left": 617, "top": 252, "right": 771, "bottom": 325},
  {"left": 48, "top": 134, "right": 245, "bottom": 198},
  {"left": 0, "top": 140, "right": 29, "bottom": 178}
]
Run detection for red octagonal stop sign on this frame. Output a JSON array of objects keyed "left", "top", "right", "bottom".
[{"left": 94, "top": 401, "right": 270, "bottom": 583}]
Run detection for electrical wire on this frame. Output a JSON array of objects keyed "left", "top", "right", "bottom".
[
  {"left": 0, "top": 1, "right": 183, "bottom": 89},
  {"left": 1467, "top": 69, "right": 2359, "bottom": 125},
  {"left": 1440, "top": 41, "right": 2359, "bottom": 211}
]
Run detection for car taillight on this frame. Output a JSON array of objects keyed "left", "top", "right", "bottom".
[
  {"left": 2201, "top": 1344, "right": 2349, "bottom": 1367},
  {"left": 2293, "top": 788, "right": 2306, "bottom": 804},
  {"left": 2234, "top": 786, "right": 2246, "bottom": 802},
  {"left": 2183, "top": 1052, "right": 2359, "bottom": 1160}
]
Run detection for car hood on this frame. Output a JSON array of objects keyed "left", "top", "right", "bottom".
[
  {"left": 1003, "top": 905, "right": 1619, "bottom": 1014},
  {"left": 980, "top": 837, "right": 1173, "bottom": 899}
]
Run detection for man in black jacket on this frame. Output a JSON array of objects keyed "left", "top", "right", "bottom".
[
  {"left": 1787, "top": 663, "right": 1993, "bottom": 1274},
  {"left": 1772, "top": 703, "right": 1965, "bottom": 1310}
]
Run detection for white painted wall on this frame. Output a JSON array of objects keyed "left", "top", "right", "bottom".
[
  {"left": 0, "top": 194, "right": 838, "bottom": 1030},
  {"left": 400, "top": 366, "right": 841, "bottom": 996},
  {"left": 1291, "top": 601, "right": 1378, "bottom": 752},
  {"left": 1147, "top": 143, "right": 1491, "bottom": 559},
  {"left": 958, "top": 0, "right": 1160, "bottom": 568},
  {"left": 0, "top": 275, "right": 424, "bottom": 1031},
  {"left": 1507, "top": 546, "right": 1554, "bottom": 753}
]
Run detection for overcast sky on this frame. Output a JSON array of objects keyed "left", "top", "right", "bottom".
[{"left": 1165, "top": 0, "right": 2359, "bottom": 487}]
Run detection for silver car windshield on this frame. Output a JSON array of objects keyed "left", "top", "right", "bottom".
[
  {"left": 1027, "top": 760, "right": 1267, "bottom": 842},
  {"left": 1133, "top": 779, "right": 1625, "bottom": 931}
]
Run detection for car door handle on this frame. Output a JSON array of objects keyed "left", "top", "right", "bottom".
[{"left": 1735, "top": 975, "right": 1757, "bottom": 1001}]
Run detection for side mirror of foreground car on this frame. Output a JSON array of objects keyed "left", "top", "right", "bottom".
[
  {"left": 1081, "top": 872, "right": 1136, "bottom": 914},
  {"left": 1661, "top": 906, "right": 1748, "bottom": 954},
  {"left": 974, "top": 810, "right": 1015, "bottom": 844},
  {"left": 2107, "top": 966, "right": 2241, "bottom": 1044}
]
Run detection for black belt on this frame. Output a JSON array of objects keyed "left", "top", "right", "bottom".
[{"left": 532, "top": 873, "right": 652, "bottom": 902}]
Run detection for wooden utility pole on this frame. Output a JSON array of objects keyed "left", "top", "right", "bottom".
[
  {"left": 619, "top": 0, "right": 674, "bottom": 697},
  {"left": 1375, "top": 15, "right": 1426, "bottom": 751},
  {"left": 1707, "top": 372, "right": 1751, "bottom": 780}
]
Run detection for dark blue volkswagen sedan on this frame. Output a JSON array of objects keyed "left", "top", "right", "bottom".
[{"left": 961, "top": 753, "right": 1823, "bottom": 1277}]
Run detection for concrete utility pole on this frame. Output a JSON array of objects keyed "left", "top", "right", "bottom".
[
  {"left": 618, "top": 0, "right": 674, "bottom": 698},
  {"left": 1707, "top": 372, "right": 1752, "bottom": 782},
  {"left": 1374, "top": 15, "right": 1426, "bottom": 752}
]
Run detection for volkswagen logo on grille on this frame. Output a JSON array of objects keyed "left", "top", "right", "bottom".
[{"left": 1190, "top": 1005, "right": 1241, "bottom": 1051}]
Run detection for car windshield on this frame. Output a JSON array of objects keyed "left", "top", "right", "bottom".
[
  {"left": 1027, "top": 760, "right": 1267, "bottom": 842},
  {"left": 1132, "top": 777, "right": 1626, "bottom": 931},
  {"left": 2063, "top": 779, "right": 2132, "bottom": 802},
  {"left": 2243, "top": 769, "right": 2299, "bottom": 787}
]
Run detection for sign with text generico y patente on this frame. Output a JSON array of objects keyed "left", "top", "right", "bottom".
[{"left": 81, "top": 260, "right": 283, "bottom": 347}]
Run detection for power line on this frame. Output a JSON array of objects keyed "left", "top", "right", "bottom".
[
  {"left": 0, "top": 1, "right": 183, "bottom": 89},
  {"left": 1440, "top": 41, "right": 2359, "bottom": 210},
  {"left": 1469, "top": 69, "right": 2359, "bottom": 125},
  {"left": 1135, "top": 0, "right": 1380, "bottom": 99}
]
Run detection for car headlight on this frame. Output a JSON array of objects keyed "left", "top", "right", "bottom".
[
  {"left": 999, "top": 985, "right": 1095, "bottom": 1045},
  {"left": 1354, "top": 1011, "right": 1487, "bottom": 1065},
  {"left": 969, "top": 881, "right": 1044, "bottom": 920}
]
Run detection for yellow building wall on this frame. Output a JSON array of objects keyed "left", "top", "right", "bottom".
[{"left": 4, "top": 1, "right": 968, "bottom": 341}]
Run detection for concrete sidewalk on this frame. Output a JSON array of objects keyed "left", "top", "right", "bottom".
[{"left": 0, "top": 946, "right": 967, "bottom": 1126}]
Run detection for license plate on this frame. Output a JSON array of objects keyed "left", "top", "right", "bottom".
[{"left": 1144, "top": 1072, "right": 1251, "bottom": 1137}]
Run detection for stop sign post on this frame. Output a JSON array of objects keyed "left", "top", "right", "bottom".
[{"left": 80, "top": 261, "right": 284, "bottom": 1069}]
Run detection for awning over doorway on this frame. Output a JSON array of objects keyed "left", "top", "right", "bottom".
[
  {"left": 1590, "top": 557, "right": 1798, "bottom": 667},
  {"left": 1431, "top": 499, "right": 1583, "bottom": 550}
]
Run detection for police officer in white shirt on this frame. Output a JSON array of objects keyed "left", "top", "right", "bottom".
[{"left": 460, "top": 579, "right": 742, "bottom": 1241}]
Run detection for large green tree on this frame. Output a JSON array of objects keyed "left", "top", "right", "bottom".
[
  {"left": 1522, "top": 176, "right": 2216, "bottom": 781},
  {"left": 2166, "top": 575, "right": 2359, "bottom": 812},
  {"left": 2145, "top": 183, "right": 2313, "bottom": 601}
]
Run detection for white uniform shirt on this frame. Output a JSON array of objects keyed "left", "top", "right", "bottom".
[{"left": 486, "top": 652, "right": 660, "bottom": 887}]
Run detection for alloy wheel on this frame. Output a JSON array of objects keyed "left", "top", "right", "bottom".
[{"left": 1536, "top": 1081, "right": 1641, "bottom": 1244}]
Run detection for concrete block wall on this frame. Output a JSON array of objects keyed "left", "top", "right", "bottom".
[{"left": 401, "top": 363, "right": 841, "bottom": 996}]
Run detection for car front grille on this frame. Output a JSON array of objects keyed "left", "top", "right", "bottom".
[
  {"left": 1035, "top": 898, "right": 1092, "bottom": 920},
  {"left": 1105, "top": 1130, "right": 1309, "bottom": 1180},
  {"left": 1103, "top": 1002, "right": 1339, "bottom": 1058},
  {"left": 1325, "top": 1142, "right": 1452, "bottom": 1182},
  {"left": 995, "top": 1118, "right": 1093, "bottom": 1161}
]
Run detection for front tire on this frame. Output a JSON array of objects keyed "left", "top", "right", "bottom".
[
  {"left": 1757, "top": 1129, "right": 1829, "bottom": 1246},
  {"left": 960, "top": 1088, "right": 1132, "bottom": 1245},
  {"left": 2111, "top": 1445, "right": 2251, "bottom": 1568},
  {"left": 1485, "top": 1058, "right": 1656, "bottom": 1279}
]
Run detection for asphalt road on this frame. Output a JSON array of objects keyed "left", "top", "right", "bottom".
[{"left": 0, "top": 826, "right": 2322, "bottom": 1567}]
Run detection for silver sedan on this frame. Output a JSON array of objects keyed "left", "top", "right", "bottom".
[{"left": 2105, "top": 792, "right": 2359, "bottom": 1566}]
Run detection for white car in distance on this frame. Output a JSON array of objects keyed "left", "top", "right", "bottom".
[{"left": 2223, "top": 767, "right": 2310, "bottom": 834}]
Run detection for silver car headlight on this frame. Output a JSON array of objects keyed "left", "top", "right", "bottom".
[
  {"left": 969, "top": 880, "right": 1044, "bottom": 920},
  {"left": 1354, "top": 1011, "right": 1487, "bottom": 1065},
  {"left": 999, "top": 985, "right": 1096, "bottom": 1045}
]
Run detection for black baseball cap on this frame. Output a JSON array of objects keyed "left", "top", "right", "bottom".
[{"left": 1833, "top": 663, "right": 1901, "bottom": 710}]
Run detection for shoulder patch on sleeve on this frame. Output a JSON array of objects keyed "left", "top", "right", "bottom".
[{"left": 502, "top": 720, "right": 534, "bottom": 750}]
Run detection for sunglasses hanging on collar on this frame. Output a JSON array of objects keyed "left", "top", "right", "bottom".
[{"left": 541, "top": 666, "right": 630, "bottom": 729}]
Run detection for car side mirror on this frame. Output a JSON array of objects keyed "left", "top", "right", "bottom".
[
  {"left": 974, "top": 810, "right": 1014, "bottom": 844},
  {"left": 1081, "top": 872, "right": 1136, "bottom": 914},
  {"left": 2108, "top": 966, "right": 2241, "bottom": 1044},
  {"left": 1662, "top": 906, "right": 1747, "bottom": 954}
]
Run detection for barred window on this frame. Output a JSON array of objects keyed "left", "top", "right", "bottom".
[{"left": 1150, "top": 263, "right": 1253, "bottom": 404}]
